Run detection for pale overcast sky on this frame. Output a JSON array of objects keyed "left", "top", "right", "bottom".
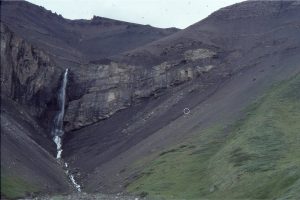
[{"left": 26, "top": 0, "right": 244, "bottom": 28}]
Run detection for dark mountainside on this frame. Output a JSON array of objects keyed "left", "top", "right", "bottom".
[
  {"left": 1, "top": 0, "right": 300, "bottom": 199},
  {"left": 1, "top": 1, "right": 178, "bottom": 66}
]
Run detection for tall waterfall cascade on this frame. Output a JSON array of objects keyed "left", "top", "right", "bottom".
[
  {"left": 52, "top": 68, "right": 68, "bottom": 159},
  {"left": 52, "top": 69, "right": 81, "bottom": 192}
]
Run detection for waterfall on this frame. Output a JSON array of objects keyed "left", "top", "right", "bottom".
[
  {"left": 52, "top": 69, "right": 81, "bottom": 192},
  {"left": 65, "top": 163, "right": 81, "bottom": 192},
  {"left": 52, "top": 68, "right": 68, "bottom": 159}
]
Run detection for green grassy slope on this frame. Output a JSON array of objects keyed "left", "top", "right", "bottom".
[
  {"left": 1, "top": 172, "right": 38, "bottom": 199},
  {"left": 127, "top": 74, "right": 300, "bottom": 199}
]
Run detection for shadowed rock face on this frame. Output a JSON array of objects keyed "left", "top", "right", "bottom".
[{"left": 0, "top": 23, "right": 63, "bottom": 128}]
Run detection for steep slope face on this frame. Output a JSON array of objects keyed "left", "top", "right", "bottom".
[
  {"left": 1, "top": 97, "right": 73, "bottom": 199},
  {"left": 1, "top": 0, "right": 178, "bottom": 66},
  {"left": 0, "top": 22, "right": 64, "bottom": 130},
  {"left": 128, "top": 74, "right": 300, "bottom": 199},
  {"left": 65, "top": 47, "right": 300, "bottom": 194},
  {"left": 61, "top": 0, "right": 300, "bottom": 194},
  {"left": 113, "top": 1, "right": 300, "bottom": 68}
]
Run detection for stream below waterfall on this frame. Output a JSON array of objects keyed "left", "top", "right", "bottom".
[{"left": 52, "top": 69, "right": 81, "bottom": 192}]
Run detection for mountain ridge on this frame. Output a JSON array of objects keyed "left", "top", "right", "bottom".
[
  {"left": 1, "top": 0, "right": 179, "bottom": 66},
  {"left": 1, "top": 0, "right": 300, "bottom": 199}
]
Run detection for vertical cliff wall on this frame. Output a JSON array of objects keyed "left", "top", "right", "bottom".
[{"left": 1, "top": 23, "right": 62, "bottom": 123}]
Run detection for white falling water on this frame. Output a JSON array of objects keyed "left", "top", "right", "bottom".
[
  {"left": 52, "top": 69, "right": 81, "bottom": 192},
  {"left": 64, "top": 163, "right": 81, "bottom": 192},
  {"left": 69, "top": 174, "right": 81, "bottom": 192},
  {"left": 52, "top": 68, "right": 68, "bottom": 159},
  {"left": 54, "top": 135, "right": 62, "bottom": 159}
]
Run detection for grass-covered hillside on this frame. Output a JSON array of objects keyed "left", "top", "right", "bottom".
[
  {"left": 127, "top": 74, "right": 300, "bottom": 199},
  {"left": 1, "top": 172, "right": 38, "bottom": 199}
]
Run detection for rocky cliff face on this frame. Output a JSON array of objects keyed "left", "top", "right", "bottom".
[
  {"left": 0, "top": 1, "right": 182, "bottom": 133},
  {"left": 0, "top": 23, "right": 63, "bottom": 124},
  {"left": 64, "top": 47, "right": 220, "bottom": 130},
  {"left": 2, "top": 1, "right": 299, "bottom": 133},
  {"left": 1, "top": 2, "right": 224, "bottom": 133},
  {"left": 0, "top": 22, "right": 220, "bottom": 132}
]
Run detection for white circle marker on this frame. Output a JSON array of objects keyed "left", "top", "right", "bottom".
[{"left": 183, "top": 108, "right": 190, "bottom": 115}]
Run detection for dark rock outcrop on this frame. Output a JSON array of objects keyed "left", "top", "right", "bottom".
[
  {"left": 65, "top": 48, "right": 220, "bottom": 130},
  {"left": 0, "top": 22, "right": 63, "bottom": 127}
]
